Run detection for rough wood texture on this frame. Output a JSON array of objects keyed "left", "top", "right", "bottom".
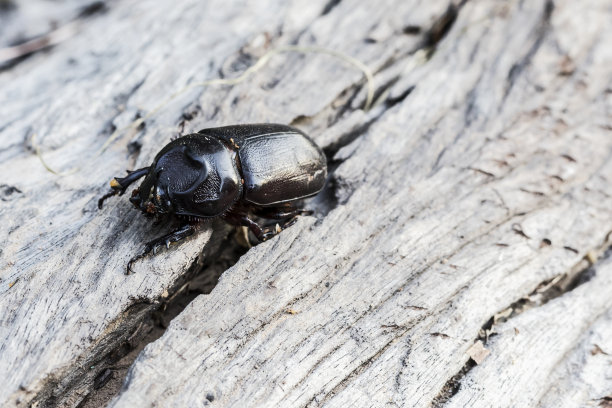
[{"left": 1, "top": 0, "right": 610, "bottom": 406}]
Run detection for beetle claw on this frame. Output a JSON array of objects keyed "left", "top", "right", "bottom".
[
  {"left": 98, "top": 190, "right": 118, "bottom": 209},
  {"left": 282, "top": 216, "right": 299, "bottom": 229},
  {"left": 260, "top": 227, "right": 276, "bottom": 241},
  {"left": 126, "top": 258, "right": 138, "bottom": 275}
]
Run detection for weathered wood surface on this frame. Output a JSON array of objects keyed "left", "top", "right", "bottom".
[{"left": 1, "top": 0, "right": 611, "bottom": 407}]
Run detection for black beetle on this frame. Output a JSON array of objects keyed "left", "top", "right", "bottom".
[{"left": 99, "top": 123, "right": 327, "bottom": 273}]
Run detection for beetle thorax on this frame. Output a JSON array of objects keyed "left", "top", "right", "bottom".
[{"left": 133, "top": 136, "right": 242, "bottom": 219}]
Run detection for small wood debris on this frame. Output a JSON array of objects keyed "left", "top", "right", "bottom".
[
  {"left": 511, "top": 223, "right": 531, "bottom": 239},
  {"left": 586, "top": 250, "right": 597, "bottom": 264},
  {"left": 493, "top": 307, "right": 513, "bottom": 324},
  {"left": 599, "top": 396, "right": 612, "bottom": 408},
  {"left": 467, "top": 340, "right": 490, "bottom": 365},
  {"left": 591, "top": 344, "right": 610, "bottom": 356}
]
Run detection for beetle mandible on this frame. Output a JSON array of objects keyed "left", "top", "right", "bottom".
[{"left": 99, "top": 124, "right": 327, "bottom": 274}]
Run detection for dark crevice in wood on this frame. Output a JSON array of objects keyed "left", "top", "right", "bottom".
[
  {"left": 432, "top": 238, "right": 612, "bottom": 407},
  {"left": 309, "top": 166, "right": 339, "bottom": 217},
  {"left": 431, "top": 359, "right": 476, "bottom": 407},
  {"left": 292, "top": 0, "right": 462, "bottom": 154},
  {"left": 0, "top": 183, "right": 22, "bottom": 201},
  {"left": 322, "top": 116, "right": 378, "bottom": 161},
  {"left": 316, "top": 115, "right": 381, "bottom": 210},
  {"left": 385, "top": 84, "right": 415, "bottom": 107},
  {"left": 282, "top": 213, "right": 527, "bottom": 406},
  {"left": 290, "top": 1, "right": 468, "bottom": 216},
  {"left": 503, "top": 0, "right": 554, "bottom": 101},
  {"left": 0, "top": 1, "right": 109, "bottom": 70},
  {"left": 320, "top": 0, "right": 342, "bottom": 16},
  {"left": 0, "top": 0, "right": 15, "bottom": 12},
  {"left": 307, "top": 326, "right": 412, "bottom": 407},
  {"left": 32, "top": 223, "right": 247, "bottom": 408},
  {"left": 485, "top": 240, "right": 612, "bottom": 338},
  {"left": 291, "top": 71, "right": 416, "bottom": 215},
  {"left": 422, "top": 1, "right": 464, "bottom": 50},
  {"left": 296, "top": 89, "right": 399, "bottom": 215},
  {"left": 370, "top": 75, "right": 401, "bottom": 106},
  {"left": 27, "top": 302, "right": 153, "bottom": 408},
  {"left": 403, "top": 25, "right": 422, "bottom": 35},
  {"left": 368, "top": 0, "right": 468, "bottom": 95},
  {"left": 112, "top": 78, "right": 146, "bottom": 113},
  {"left": 77, "top": 1, "right": 108, "bottom": 18}
]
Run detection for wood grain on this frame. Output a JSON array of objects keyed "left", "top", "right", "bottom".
[{"left": 0, "top": 0, "right": 610, "bottom": 406}]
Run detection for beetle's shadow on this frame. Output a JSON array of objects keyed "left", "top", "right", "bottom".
[{"left": 187, "top": 218, "right": 248, "bottom": 294}]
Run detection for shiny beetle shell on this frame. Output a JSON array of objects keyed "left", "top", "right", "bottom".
[
  {"left": 99, "top": 123, "right": 328, "bottom": 274},
  {"left": 133, "top": 124, "right": 327, "bottom": 217}
]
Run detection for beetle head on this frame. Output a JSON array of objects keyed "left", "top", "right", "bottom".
[
  {"left": 129, "top": 135, "right": 241, "bottom": 219},
  {"left": 130, "top": 144, "right": 206, "bottom": 217},
  {"left": 129, "top": 185, "right": 170, "bottom": 218}
]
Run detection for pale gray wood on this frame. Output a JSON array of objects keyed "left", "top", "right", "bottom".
[
  {"left": 0, "top": 0, "right": 453, "bottom": 406},
  {"left": 110, "top": 0, "right": 612, "bottom": 407},
  {"left": 1, "top": 0, "right": 611, "bottom": 407},
  {"left": 448, "top": 255, "right": 612, "bottom": 408},
  {"left": 0, "top": 0, "right": 88, "bottom": 49}
]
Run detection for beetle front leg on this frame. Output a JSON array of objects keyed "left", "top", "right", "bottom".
[
  {"left": 126, "top": 223, "right": 195, "bottom": 274},
  {"left": 98, "top": 167, "right": 150, "bottom": 209}
]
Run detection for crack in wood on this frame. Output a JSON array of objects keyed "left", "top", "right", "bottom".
[
  {"left": 320, "top": 0, "right": 341, "bottom": 16},
  {"left": 4, "top": 0, "right": 611, "bottom": 405},
  {"left": 272, "top": 213, "right": 537, "bottom": 406},
  {"left": 64, "top": 226, "right": 246, "bottom": 407},
  {"left": 503, "top": 0, "right": 554, "bottom": 101},
  {"left": 423, "top": 1, "right": 464, "bottom": 50},
  {"left": 306, "top": 326, "right": 412, "bottom": 407},
  {"left": 0, "top": 1, "right": 108, "bottom": 70},
  {"left": 432, "top": 239, "right": 612, "bottom": 407},
  {"left": 533, "top": 305, "right": 612, "bottom": 407},
  {"left": 42, "top": 16, "right": 397, "bottom": 402}
]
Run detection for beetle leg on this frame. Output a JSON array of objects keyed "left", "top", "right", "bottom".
[
  {"left": 98, "top": 190, "right": 119, "bottom": 208},
  {"left": 126, "top": 224, "right": 195, "bottom": 274},
  {"left": 240, "top": 215, "right": 275, "bottom": 242},
  {"left": 114, "top": 167, "right": 151, "bottom": 190},
  {"left": 98, "top": 167, "right": 150, "bottom": 209},
  {"left": 223, "top": 206, "right": 313, "bottom": 243},
  {"left": 252, "top": 206, "right": 312, "bottom": 236},
  {"left": 253, "top": 206, "right": 313, "bottom": 220},
  {"left": 257, "top": 217, "right": 301, "bottom": 240},
  {"left": 222, "top": 212, "right": 274, "bottom": 242},
  {"left": 279, "top": 216, "right": 299, "bottom": 229}
]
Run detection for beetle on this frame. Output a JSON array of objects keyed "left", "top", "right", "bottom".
[{"left": 99, "top": 123, "right": 327, "bottom": 274}]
